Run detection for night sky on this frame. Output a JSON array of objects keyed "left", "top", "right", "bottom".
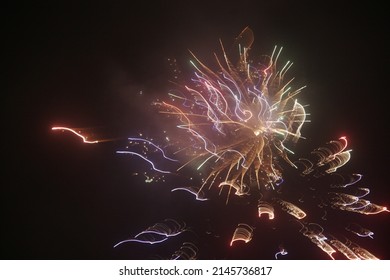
[{"left": 3, "top": 1, "right": 389, "bottom": 260}]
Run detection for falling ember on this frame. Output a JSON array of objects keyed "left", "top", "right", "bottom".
[
  {"left": 274, "top": 199, "right": 306, "bottom": 219},
  {"left": 258, "top": 201, "right": 275, "bottom": 219},
  {"left": 230, "top": 223, "right": 254, "bottom": 246}
]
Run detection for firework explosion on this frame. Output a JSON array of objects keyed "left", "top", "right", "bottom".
[
  {"left": 158, "top": 29, "right": 308, "bottom": 198},
  {"left": 52, "top": 27, "right": 388, "bottom": 260}
]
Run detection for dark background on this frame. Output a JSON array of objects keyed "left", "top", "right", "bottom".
[{"left": 2, "top": 1, "right": 389, "bottom": 259}]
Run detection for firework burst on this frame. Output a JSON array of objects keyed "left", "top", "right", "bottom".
[
  {"left": 52, "top": 27, "right": 388, "bottom": 259},
  {"left": 156, "top": 27, "right": 308, "bottom": 203},
  {"left": 124, "top": 27, "right": 388, "bottom": 259}
]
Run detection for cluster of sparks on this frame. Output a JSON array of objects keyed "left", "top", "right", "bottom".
[
  {"left": 52, "top": 28, "right": 388, "bottom": 259},
  {"left": 230, "top": 223, "right": 254, "bottom": 246}
]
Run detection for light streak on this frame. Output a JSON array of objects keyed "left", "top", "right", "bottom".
[
  {"left": 116, "top": 151, "right": 171, "bottom": 174},
  {"left": 113, "top": 219, "right": 186, "bottom": 248},
  {"left": 345, "top": 223, "right": 374, "bottom": 239},
  {"left": 275, "top": 246, "right": 288, "bottom": 259},
  {"left": 171, "top": 187, "right": 209, "bottom": 201},
  {"left": 51, "top": 126, "right": 98, "bottom": 143},
  {"left": 113, "top": 237, "right": 168, "bottom": 247}
]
